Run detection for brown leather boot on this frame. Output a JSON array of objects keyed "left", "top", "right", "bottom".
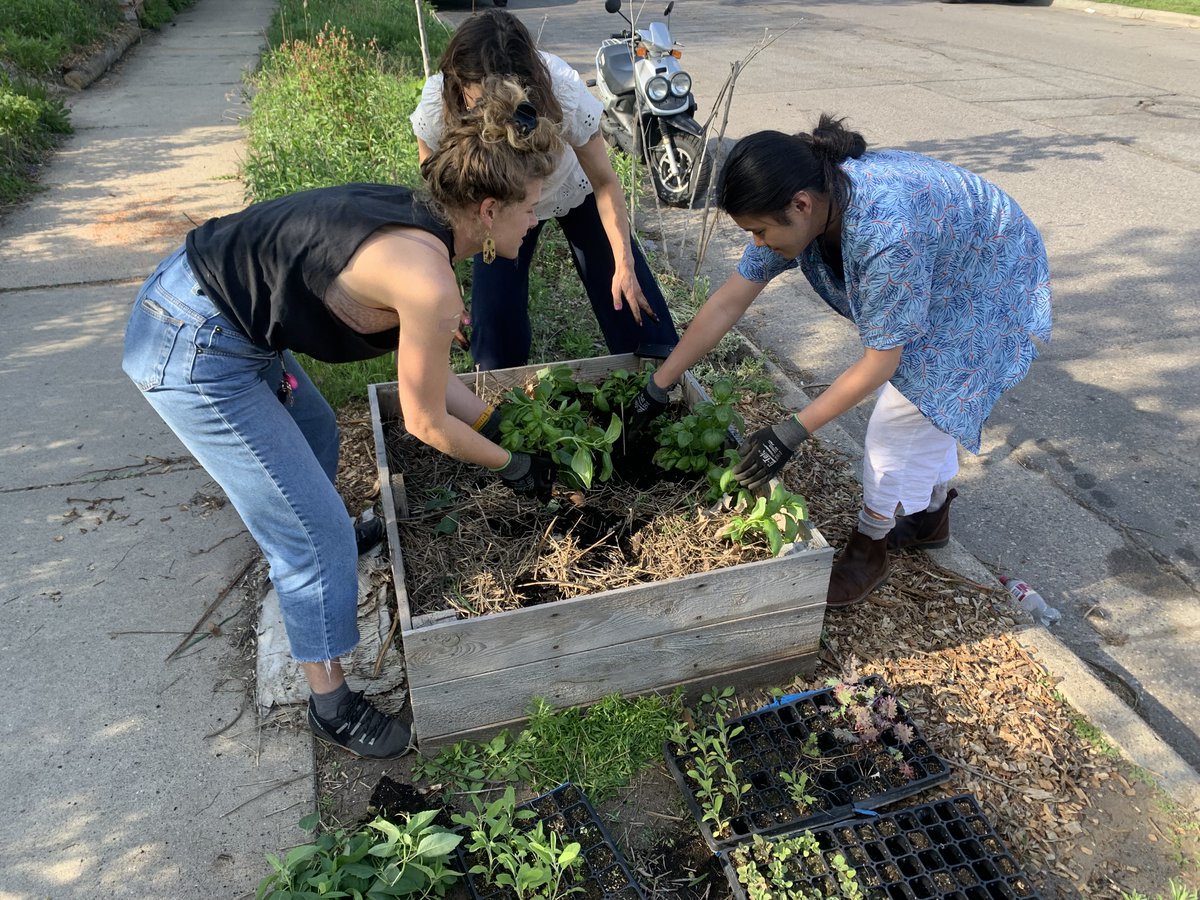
[
  {"left": 826, "top": 529, "right": 890, "bottom": 609},
  {"left": 887, "top": 488, "right": 958, "bottom": 551}
]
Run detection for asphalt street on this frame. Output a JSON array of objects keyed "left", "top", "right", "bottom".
[{"left": 458, "top": 0, "right": 1200, "bottom": 767}]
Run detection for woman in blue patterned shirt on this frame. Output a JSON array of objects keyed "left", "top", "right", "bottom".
[{"left": 625, "top": 114, "right": 1051, "bottom": 609}]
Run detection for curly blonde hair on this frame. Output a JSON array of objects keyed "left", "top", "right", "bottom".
[{"left": 421, "top": 77, "right": 561, "bottom": 217}]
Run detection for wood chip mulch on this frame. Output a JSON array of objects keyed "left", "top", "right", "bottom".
[{"left": 335, "top": 395, "right": 1196, "bottom": 899}]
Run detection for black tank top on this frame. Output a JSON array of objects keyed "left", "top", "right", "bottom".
[{"left": 185, "top": 183, "right": 455, "bottom": 362}]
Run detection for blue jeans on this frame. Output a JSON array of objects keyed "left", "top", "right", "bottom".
[
  {"left": 121, "top": 246, "right": 359, "bottom": 663},
  {"left": 469, "top": 192, "right": 679, "bottom": 370}
]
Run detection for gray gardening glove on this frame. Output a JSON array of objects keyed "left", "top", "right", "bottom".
[
  {"left": 495, "top": 452, "right": 557, "bottom": 502},
  {"left": 732, "top": 417, "right": 810, "bottom": 491}
]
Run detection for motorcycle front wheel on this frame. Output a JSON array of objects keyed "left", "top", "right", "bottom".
[{"left": 648, "top": 131, "right": 711, "bottom": 208}]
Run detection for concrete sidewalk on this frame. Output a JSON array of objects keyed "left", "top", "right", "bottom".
[{"left": 0, "top": 1, "right": 310, "bottom": 896}]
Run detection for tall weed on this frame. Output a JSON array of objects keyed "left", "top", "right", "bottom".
[
  {"left": 268, "top": 0, "right": 450, "bottom": 73},
  {"left": 242, "top": 26, "right": 424, "bottom": 202}
]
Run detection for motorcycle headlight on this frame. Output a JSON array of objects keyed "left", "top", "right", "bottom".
[
  {"left": 670, "top": 72, "right": 692, "bottom": 97},
  {"left": 646, "top": 76, "right": 670, "bottom": 102}
]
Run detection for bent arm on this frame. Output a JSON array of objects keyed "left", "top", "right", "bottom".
[
  {"left": 395, "top": 312, "right": 509, "bottom": 470},
  {"left": 345, "top": 232, "right": 506, "bottom": 469},
  {"left": 795, "top": 346, "right": 902, "bottom": 434},
  {"left": 651, "top": 272, "right": 765, "bottom": 388}
]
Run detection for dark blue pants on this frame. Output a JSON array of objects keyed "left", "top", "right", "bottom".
[{"left": 469, "top": 192, "right": 679, "bottom": 370}]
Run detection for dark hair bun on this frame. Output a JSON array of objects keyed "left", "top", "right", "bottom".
[{"left": 808, "top": 113, "right": 867, "bottom": 163}]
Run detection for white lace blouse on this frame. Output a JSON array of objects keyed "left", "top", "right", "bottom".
[{"left": 409, "top": 51, "right": 604, "bottom": 221}]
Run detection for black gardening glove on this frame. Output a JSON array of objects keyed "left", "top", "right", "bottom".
[
  {"left": 495, "top": 451, "right": 557, "bottom": 502},
  {"left": 732, "top": 417, "right": 810, "bottom": 492},
  {"left": 623, "top": 379, "right": 671, "bottom": 440},
  {"left": 477, "top": 405, "right": 505, "bottom": 443}
]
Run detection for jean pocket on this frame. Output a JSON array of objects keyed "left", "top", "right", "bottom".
[
  {"left": 197, "top": 317, "right": 274, "bottom": 361},
  {"left": 122, "top": 296, "right": 186, "bottom": 391}
]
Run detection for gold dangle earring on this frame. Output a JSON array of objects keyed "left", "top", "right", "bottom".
[{"left": 482, "top": 233, "right": 496, "bottom": 265}]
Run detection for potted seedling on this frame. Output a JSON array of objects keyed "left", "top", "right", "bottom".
[
  {"left": 721, "top": 794, "right": 1039, "bottom": 900},
  {"left": 451, "top": 783, "right": 646, "bottom": 900},
  {"left": 726, "top": 832, "right": 863, "bottom": 900},
  {"left": 665, "top": 670, "right": 951, "bottom": 851}
]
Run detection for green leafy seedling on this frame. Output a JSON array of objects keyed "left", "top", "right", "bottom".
[{"left": 716, "top": 481, "right": 809, "bottom": 556}]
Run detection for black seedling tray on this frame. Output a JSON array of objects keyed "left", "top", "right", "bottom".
[
  {"left": 665, "top": 676, "right": 951, "bottom": 851},
  {"left": 454, "top": 782, "right": 646, "bottom": 900},
  {"left": 720, "top": 794, "right": 1041, "bottom": 900}
]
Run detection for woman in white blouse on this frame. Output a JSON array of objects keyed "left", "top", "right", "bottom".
[{"left": 411, "top": 9, "right": 678, "bottom": 370}]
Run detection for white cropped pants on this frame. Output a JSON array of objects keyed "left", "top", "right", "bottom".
[{"left": 862, "top": 383, "right": 959, "bottom": 516}]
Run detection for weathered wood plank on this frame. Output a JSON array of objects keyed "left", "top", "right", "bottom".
[
  {"left": 403, "top": 547, "right": 832, "bottom": 686},
  {"left": 453, "top": 353, "right": 646, "bottom": 396},
  {"left": 369, "top": 383, "right": 413, "bottom": 632},
  {"left": 408, "top": 602, "right": 825, "bottom": 741},
  {"left": 418, "top": 652, "right": 820, "bottom": 749}
]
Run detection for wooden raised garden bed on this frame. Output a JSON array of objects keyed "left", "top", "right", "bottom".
[{"left": 368, "top": 353, "right": 834, "bottom": 748}]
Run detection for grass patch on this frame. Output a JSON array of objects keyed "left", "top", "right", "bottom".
[
  {"left": 242, "top": 24, "right": 426, "bottom": 202},
  {"left": 1091, "top": 0, "right": 1200, "bottom": 15},
  {"left": 413, "top": 692, "right": 685, "bottom": 803},
  {"left": 1060, "top": 700, "right": 1122, "bottom": 759},
  {"left": 0, "top": 0, "right": 122, "bottom": 76},
  {"left": 267, "top": 0, "right": 450, "bottom": 71}
]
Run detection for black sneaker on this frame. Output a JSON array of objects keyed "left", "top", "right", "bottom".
[
  {"left": 354, "top": 517, "right": 385, "bottom": 555},
  {"left": 307, "top": 690, "right": 416, "bottom": 760}
]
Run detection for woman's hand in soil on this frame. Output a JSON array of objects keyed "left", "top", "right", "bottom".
[
  {"left": 733, "top": 417, "right": 810, "bottom": 491},
  {"left": 496, "top": 451, "right": 557, "bottom": 501}
]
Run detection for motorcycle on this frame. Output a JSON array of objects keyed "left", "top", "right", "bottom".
[{"left": 591, "top": 0, "right": 711, "bottom": 207}]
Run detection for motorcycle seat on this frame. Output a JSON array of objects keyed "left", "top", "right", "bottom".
[{"left": 597, "top": 43, "right": 636, "bottom": 95}]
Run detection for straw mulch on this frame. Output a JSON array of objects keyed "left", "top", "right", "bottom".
[{"left": 382, "top": 421, "right": 790, "bottom": 618}]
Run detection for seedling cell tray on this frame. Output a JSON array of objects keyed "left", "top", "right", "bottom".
[
  {"left": 666, "top": 675, "right": 951, "bottom": 851},
  {"left": 455, "top": 782, "right": 646, "bottom": 900},
  {"left": 720, "top": 793, "right": 1041, "bottom": 900}
]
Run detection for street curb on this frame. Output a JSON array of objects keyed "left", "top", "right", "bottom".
[
  {"left": 742, "top": 341, "right": 1200, "bottom": 816},
  {"left": 63, "top": 23, "right": 143, "bottom": 91},
  {"left": 1049, "top": 0, "right": 1200, "bottom": 28},
  {"left": 1017, "top": 626, "right": 1200, "bottom": 814}
]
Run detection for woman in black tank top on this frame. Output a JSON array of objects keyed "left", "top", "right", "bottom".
[{"left": 122, "top": 80, "right": 560, "bottom": 760}]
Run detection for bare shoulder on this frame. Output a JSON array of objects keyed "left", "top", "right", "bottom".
[{"left": 337, "top": 226, "right": 460, "bottom": 315}]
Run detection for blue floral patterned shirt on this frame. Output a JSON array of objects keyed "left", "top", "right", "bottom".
[{"left": 737, "top": 149, "right": 1052, "bottom": 453}]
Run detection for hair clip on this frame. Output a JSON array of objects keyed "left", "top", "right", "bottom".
[{"left": 512, "top": 100, "right": 538, "bottom": 136}]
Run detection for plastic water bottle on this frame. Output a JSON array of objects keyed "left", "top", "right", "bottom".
[{"left": 999, "top": 575, "right": 1061, "bottom": 625}]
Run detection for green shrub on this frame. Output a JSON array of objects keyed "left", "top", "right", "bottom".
[
  {"left": 0, "top": 73, "right": 71, "bottom": 202},
  {"left": 242, "top": 25, "right": 425, "bottom": 202}
]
